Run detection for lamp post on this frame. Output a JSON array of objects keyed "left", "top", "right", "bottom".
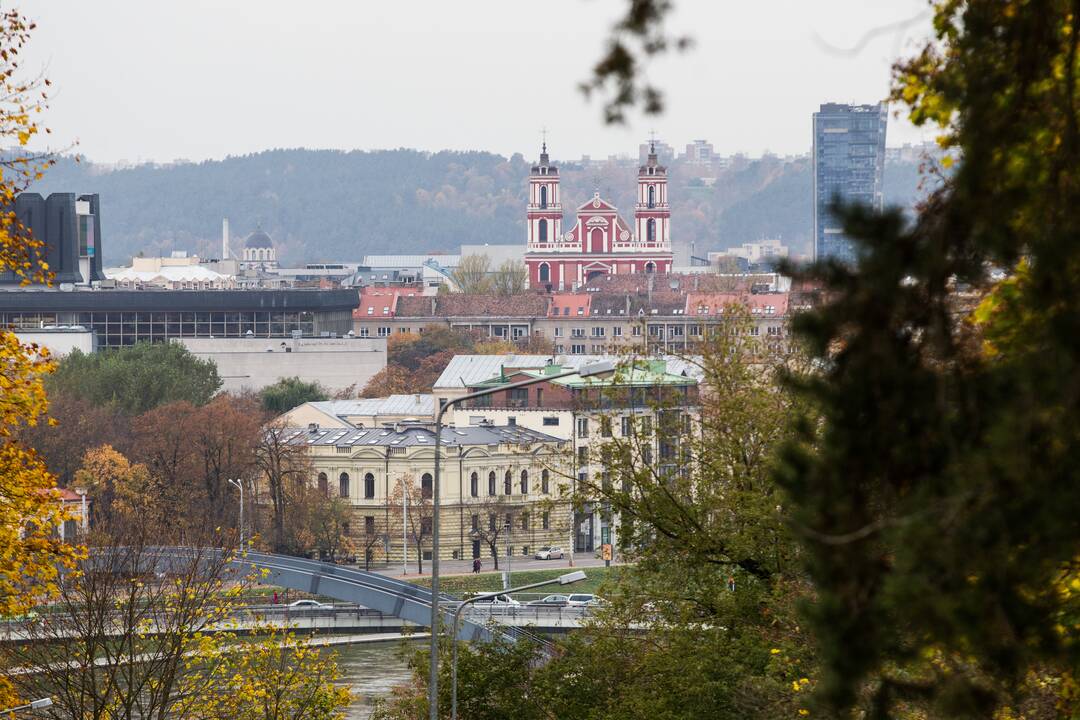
[
  {"left": 451, "top": 570, "right": 586, "bottom": 720},
  {"left": 427, "top": 360, "right": 615, "bottom": 720},
  {"left": 0, "top": 697, "right": 53, "bottom": 714},
  {"left": 227, "top": 478, "right": 244, "bottom": 550}
]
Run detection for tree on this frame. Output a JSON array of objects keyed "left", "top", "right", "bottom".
[
  {"left": 253, "top": 423, "right": 313, "bottom": 555},
  {"left": 359, "top": 364, "right": 421, "bottom": 398},
  {"left": 260, "top": 376, "right": 329, "bottom": 414},
  {"left": 388, "top": 474, "right": 432, "bottom": 574},
  {"left": 489, "top": 259, "right": 527, "bottom": 296},
  {"left": 48, "top": 342, "right": 221, "bottom": 415},
  {"left": 0, "top": 9, "right": 83, "bottom": 707},
  {"left": 73, "top": 444, "right": 157, "bottom": 532},
  {"left": 359, "top": 513, "right": 387, "bottom": 571},
  {"left": 465, "top": 495, "right": 520, "bottom": 571},
  {"left": 309, "top": 496, "right": 356, "bottom": 564},
  {"left": 768, "top": 2, "right": 1080, "bottom": 716},
  {"left": 448, "top": 254, "right": 492, "bottom": 294}
]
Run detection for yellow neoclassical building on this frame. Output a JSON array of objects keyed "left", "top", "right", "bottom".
[{"left": 279, "top": 422, "right": 573, "bottom": 565}]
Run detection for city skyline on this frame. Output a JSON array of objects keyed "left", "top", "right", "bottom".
[{"left": 26, "top": 0, "right": 936, "bottom": 164}]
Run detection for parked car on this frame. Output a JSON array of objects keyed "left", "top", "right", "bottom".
[
  {"left": 471, "top": 593, "right": 520, "bottom": 606},
  {"left": 534, "top": 546, "right": 564, "bottom": 560},
  {"left": 566, "top": 593, "right": 603, "bottom": 607},
  {"left": 287, "top": 599, "right": 333, "bottom": 609},
  {"left": 528, "top": 594, "right": 569, "bottom": 607}
]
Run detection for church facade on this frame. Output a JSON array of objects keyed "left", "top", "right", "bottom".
[{"left": 525, "top": 143, "right": 673, "bottom": 290}]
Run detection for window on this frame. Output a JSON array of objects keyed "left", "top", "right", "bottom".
[
  {"left": 378, "top": 327, "right": 391, "bottom": 337},
  {"left": 364, "top": 472, "right": 375, "bottom": 498},
  {"left": 592, "top": 327, "right": 605, "bottom": 337},
  {"left": 471, "top": 514, "right": 479, "bottom": 531},
  {"left": 536, "top": 388, "right": 543, "bottom": 406},
  {"left": 648, "top": 185, "right": 656, "bottom": 208},
  {"left": 421, "top": 473, "right": 433, "bottom": 499},
  {"left": 317, "top": 472, "right": 328, "bottom": 497},
  {"left": 470, "top": 472, "right": 478, "bottom": 497},
  {"left": 507, "top": 416, "right": 517, "bottom": 426},
  {"left": 570, "top": 344, "right": 585, "bottom": 354},
  {"left": 577, "top": 418, "right": 589, "bottom": 438},
  {"left": 539, "top": 185, "right": 548, "bottom": 209},
  {"left": 600, "top": 417, "right": 613, "bottom": 438},
  {"left": 767, "top": 326, "right": 781, "bottom": 336},
  {"left": 489, "top": 514, "right": 497, "bottom": 531},
  {"left": 621, "top": 416, "right": 633, "bottom": 437},
  {"left": 508, "top": 387, "right": 528, "bottom": 407},
  {"left": 521, "top": 513, "right": 529, "bottom": 530},
  {"left": 554, "top": 327, "right": 563, "bottom": 338},
  {"left": 365, "top": 515, "right": 375, "bottom": 535},
  {"left": 539, "top": 263, "right": 550, "bottom": 282},
  {"left": 504, "top": 471, "right": 513, "bottom": 495},
  {"left": 505, "top": 514, "right": 513, "bottom": 531},
  {"left": 421, "top": 517, "right": 432, "bottom": 536},
  {"left": 688, "top": 324, "right": 702, "bottom": 337},
  {"left": 541, "top": 469, "right": 550, "bottom": 494},
  {"left": 571, "top": 328, "right": 585, "bottom": 337},
  {"left": 538, "top": 217, "right": 548, "bottom": 241},
  {"left": 749, "top": 325, "right": 760, "bottom": 336},
  {"left": 647, "top": 219, "right": 656, "bottom": 243},
  {"left": 342, "top": 521, "right": 351, "bottom": 536},
  {"left": 543, "top": 416, "right": 559, "bottom": 426},
  {"left": 578, "top": 446, "right": 588, "bottom": 464},
  {"left": 642, "top": 445, "right": 653, "bottom": 465},
  {"left": 645, "top": 261, "right": 656, "bottom": 273},
  {"left": 612, "top": 326, "right": 623, "bottom": 337},
  {"left": 591, "top": 345, "right": 605, "bottom": 354},
  {"left": 555, "top": 344, "right": 564, "bottom": 353},
  {"left": 520, "top": 470, "right": 528, "bottom": 494},
  {"left": 640, "top": 416, "right": 653, "bottom": 436},
  {"left": 488, "top": 471, "right": 496, "bottom": 495},
  {"left": 339, "top": 472, "right": 350, "bottom": 498},
  {"left": 632, "top": 325, "right": 642, "bottom": 337},
  {"left": 359, "top": 327, "right": 369, "bottom": 338}
]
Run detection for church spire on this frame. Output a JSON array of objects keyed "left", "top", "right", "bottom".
[{"left": 539, "top": 127, "right": 549, "bottom": 166}]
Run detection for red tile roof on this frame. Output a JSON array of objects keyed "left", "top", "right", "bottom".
[
  {"left": 395, "top": 294, "right": 550, "bottom": 318},
  {"left": 355, "top": 285, "right": 424, "bottom": 319},
  {"left": 685, "top": 292, "right": 789, "bottom": 317},
  {"left": 548, "top": 293, "right": 591, "bottom": 318}
]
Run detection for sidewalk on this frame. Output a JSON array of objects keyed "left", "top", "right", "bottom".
[{"left": 368, "top": 554, "right": 616, "bottom": 580}]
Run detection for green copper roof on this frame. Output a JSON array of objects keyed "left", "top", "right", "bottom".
[{"left": 523, "top": 360, "right": 695, "bottom": 388}]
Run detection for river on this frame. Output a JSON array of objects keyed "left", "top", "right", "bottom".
[{"left": 334, "top": 639, "right": 425, "bottom": 719}]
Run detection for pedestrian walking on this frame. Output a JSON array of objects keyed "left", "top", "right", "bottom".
[
  {"left": 273, "top": 591, "right": 278, "bottom": 604},
  {"left": 473, "top": 558, "right": 482, "bottom": 574}
]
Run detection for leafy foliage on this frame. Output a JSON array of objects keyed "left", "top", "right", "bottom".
[
  {"left": 49, "top": 342, "right": 221, "bottom": 415},
  {"left": 260, "top": 376, "right": 328, "bottom": 414},
  {"left": 771, "top": 1, "right": 1080, "bottom": 716}
]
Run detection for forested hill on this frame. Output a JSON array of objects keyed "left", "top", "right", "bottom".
[{"left": 29, "top": 148, "right": 936, "bottom": 266}]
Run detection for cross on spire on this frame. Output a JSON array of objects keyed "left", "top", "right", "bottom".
[
  {"left": 541, "top": 126, "right": 547, "bottom": 154},
  {"left": 648, "top": 129, "right": 657, "bottom": 154}
]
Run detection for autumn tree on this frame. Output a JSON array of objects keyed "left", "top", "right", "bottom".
[
  {"left": 309, "top": 496, "right": 356, "bottom": 564},
  {"left": 73, "top": 444, "right": 157, "bottom": 532},
  {"left": 0, "top": 8, "right": 83, "bottom": 708},
  {"left": 253, "top": 423, "right": 314, "bottom": 554},
  {"left": 448, "top": 253, "right": 492, "bottom": 294},
  {"left": 489, "top": 259, "right": 528, "bottom": 296}
]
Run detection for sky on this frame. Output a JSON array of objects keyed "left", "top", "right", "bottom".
[{"left": 24, "top": 0, "right": 938, "bottom": 164}]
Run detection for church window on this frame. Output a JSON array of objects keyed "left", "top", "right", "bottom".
[
  {"left": 645, "top": 262, "right": 656, "bottom": 274},
  {"left": 538, "top": 218, "right": 547, "bottom": 243},
  {"left": 540, "top": 186, "right": 548, "bottom": 209},
  {"left": 539, "top": 263, "right": 550, "bottom": 283},
  {"left": 647, "top": 219, "right": 656, "bottom": 243},
  {"left": 648, "top": 185, "right": 656, "bottom": 208}
]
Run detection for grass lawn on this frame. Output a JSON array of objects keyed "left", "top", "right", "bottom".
[{"left": 408, "top": 565, "right": 620, "bottom": 597}]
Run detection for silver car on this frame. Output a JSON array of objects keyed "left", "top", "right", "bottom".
[{"left": 534, "top": 546, "right": 564, "bottom": 560}]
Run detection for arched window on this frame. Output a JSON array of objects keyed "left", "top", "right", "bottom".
[
  {"left": 541, "top": 469, "right": 550, "bottom": 494},
  {"left": 421, "top": 473, "right": 433, "bottom": 499},
  {"left": 538, "top": 218, "right": 547, "bottom": 243},
  {"left": 470, "top": 472, "right": 479, "bottom": 498},
  {"left": 647, "top": 218, "right": 656, "bottom": 243},
  {"left": 539, "top": 185, "right": 548, "bottom": 209},
  {"left": 648, "top": 185, "right": 656, "bottom": 208},
  {"left": 539, "top": 263, "right": 550, "bottom": 283},
  {"left": 317, "top": 472, "right": 328, "bottom": 497},
  {"left": 504, "top": 471, "right": 512, "bottom": 495},
  {"left": 488, "top": 471, "right": 496, "bottom": 496},
  {"left": 590, "top": 228, "right": 604, "bottom": 253},
  {"left": 645, "top": 261, "right": 656, "bottom": 274},
  {"left": 339, "top": 472, "right": 350, "bottom": 498},
  {"left": 364, "top": 473, "right": 375, "bottom": 499},
  {"left": 520, "top": 469, "right": 528, "bottom": 495}
]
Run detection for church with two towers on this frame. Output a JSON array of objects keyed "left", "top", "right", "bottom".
[{"left": 524, "top": 142, "right": 674, "bottom": 291}]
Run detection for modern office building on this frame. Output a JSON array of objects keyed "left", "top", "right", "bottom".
[
  {"left": 7, "top": 193, "right": 106, "bottom": 286},
  {"left": 812, "top": 102, "right": 888, "bottom": 263}
]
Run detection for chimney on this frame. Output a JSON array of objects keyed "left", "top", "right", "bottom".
[{"left": 222, "top": 218, "right": 230, "bottom": 260}]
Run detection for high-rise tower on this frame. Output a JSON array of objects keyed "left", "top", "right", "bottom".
[{"left": 812, "top": 102, "right": 888, "bottom": 263}]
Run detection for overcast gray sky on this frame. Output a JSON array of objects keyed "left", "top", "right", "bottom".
[{"left": 25, "top": 0, "right": 936, "bottom": 163}]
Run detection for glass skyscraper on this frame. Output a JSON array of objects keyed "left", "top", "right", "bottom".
[{"left": 812, "top": 102, "right": 888, "bottom": 263}]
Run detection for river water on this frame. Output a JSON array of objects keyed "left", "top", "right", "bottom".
[{"left": 334, "top": 639, "right": 425, "bottom": 719}]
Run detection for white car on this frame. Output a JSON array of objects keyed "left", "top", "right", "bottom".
[
  {"left": 287, "top": 599, "right": 332, "bottom": 609},
  {"left": 472, "top": 593, "right": 520, "bottom": 606},
  {"left": 566, "top": 593, "right": 602, "bottom": 607},
  {"left": 534, "top": 546, "right": 564, "bottom": 560}
]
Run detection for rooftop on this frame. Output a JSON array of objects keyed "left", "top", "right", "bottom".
[
  {"left": 395, "top": 294, "right": 550, "bottom": 318},
  {"left": 278, "top": 423, "right": 562, "bottom": 448},
  {"left": 304, "top": 394, "right": 435, "bottom": 425},
  {"left": 433, "top": 353, "right": 704, "bottom": 389},
  {"left": 476, "top": 359, "right": 697, "bottom": 389}
]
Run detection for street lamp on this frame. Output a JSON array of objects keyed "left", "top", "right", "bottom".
[
  {"left": 227, "top": 478, "right": 244, "bottom": 550},
  {"left": 427, "top": 360, "right": 615, "bottom": 720},
  {"left": 0, "top": 697, "right": 53, "bottom": 714},
  {"left": 451, "top": 570, "right": 586, "bottom": 720}
]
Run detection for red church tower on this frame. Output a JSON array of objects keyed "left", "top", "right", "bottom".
[{"left": 525, "top": 141, "right": 673, "bottom": 290}]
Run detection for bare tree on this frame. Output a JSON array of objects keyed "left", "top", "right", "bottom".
[
  {"left": 388, "top": 474, "right": 433, "bottom": 574},
  {"left": 490, "top": 259, "right": 528, "bottom": 296},
  {"left": 253, "top": 423, "right": 312, "bottom": 554},
  {"left": 467, "top": 495, "right": 521, "bottom": 571},
  {"left": 448, "top": 254, "right": 492, "bottom": 294}
]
